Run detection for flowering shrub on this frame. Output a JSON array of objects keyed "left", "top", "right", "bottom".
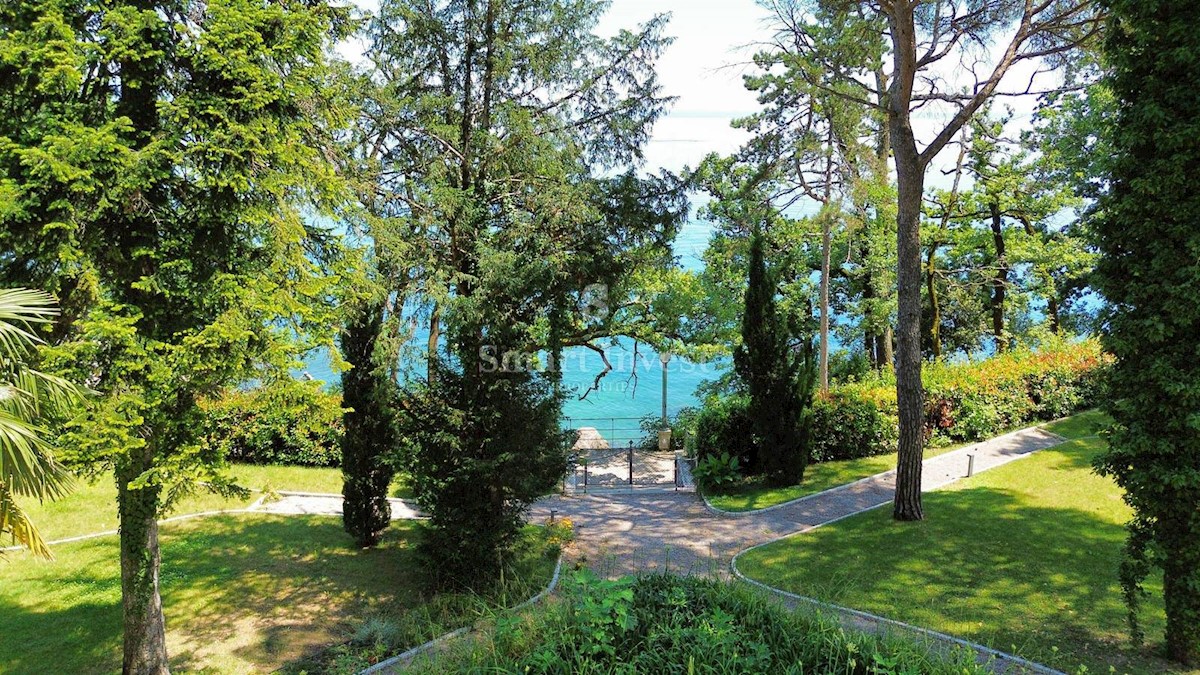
[
  {"left": 543, "top": 516, "right": 575, "bottom": 547},
  {"left": 923, "top": 338, "right": 1111, "bottom": 443},
  {"left": 698, "top": 339, "right": 1111, "bottom": 466}
]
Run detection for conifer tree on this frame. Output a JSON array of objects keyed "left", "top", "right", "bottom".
[
  {"left": 341, "top": 300, "right": 397, "bottom": 548},
  {"left": 735, "top": 228, "right": 816, "bottom": 487}
]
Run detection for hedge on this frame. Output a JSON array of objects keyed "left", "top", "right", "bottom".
[
  {"left": 199, "top": 379, "right": 345, "bottom": 467},
  {"left": 697, "top": 339, "right": 1111, "bottom": 471}
]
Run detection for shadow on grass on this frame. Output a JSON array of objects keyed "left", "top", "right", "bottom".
[
  {"left": 741, "top": 485, "right": 1174, "bottom": 673},
  {"left": 1, "top": 514, "right": 557, "bottom": 675},
  {"left": 0, "top": 515, "right": 424, "bottom": 675}
]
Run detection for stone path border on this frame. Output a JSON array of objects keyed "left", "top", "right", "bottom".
[
  {"left": 731, "top": 509, "right": 1066, "bottom": 675},
  {"left": 358, "top": 554, "right": 565, "bottom": 675},
  {"left": 527, "top": 421, "right": 1072, "bottom": 673}
]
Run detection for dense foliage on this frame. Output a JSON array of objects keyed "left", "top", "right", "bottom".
[
  {"left": 356, "top": 0, "right": 675, "bottom": 588},
  {"left": 0, "top": 1, "right": 354, "bottom": 670},
  {"left": 735, "top": 230, "right": 818, "bottom": 487},
  {"left": 409, "top": 572, "right": 990, "bottom": 674},
  {"left": 199, "top": 380, "right": 343, "bottom": 468},
  {"left": 401, "top": 363, "right": 567, "bottom": 590},
  {"left": 693, "top": 394, "right": 755, "bottom": 467},
  {"left": 697, "top": 340, "right": 1109, "bottom": 477},
  {"left": 1092, "top": 0, "right": 1200, "bottom": 664},
  {"left": 341, "top": 301, "right": 398, "bottom": 547}
]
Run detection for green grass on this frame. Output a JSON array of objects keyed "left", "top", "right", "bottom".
[
  {"left": 1042, "top": 408, "right": 1109, "bottom": 440},
  {"left": 706, "top": 444, "right": 960, "bottom": 512},
  {"left": 737, "top": 414, "right": 1195, "bottom": 675},
  {"left": 0, "top": 515, "right": 558, "bottom": 675},
  {"left": 20, "top": 463, "right": 413, "bottom": 542}
]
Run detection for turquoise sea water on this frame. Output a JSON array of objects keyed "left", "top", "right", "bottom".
[{"left": 303, "top": 216, "right": 724, "bottom": 422}]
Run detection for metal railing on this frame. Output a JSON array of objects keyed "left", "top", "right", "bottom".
[{"left": 561, "top": 417, "right": 688, "bottom": 491}]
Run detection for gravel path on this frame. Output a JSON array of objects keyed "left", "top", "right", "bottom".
[{"left": 529, "top": 425, "right": 1065, "bottom": 578}]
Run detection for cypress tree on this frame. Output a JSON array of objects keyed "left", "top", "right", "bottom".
[
  {"left": 341, "top": 301, "right": 397, "bottom": 548},
  {"left": 1093, "top": 0, "right": 1200, "bottom": 664},
  {"left": 734, "top": 228, "right": 817, "bottom": 488}
]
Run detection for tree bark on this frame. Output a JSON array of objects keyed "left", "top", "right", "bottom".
[
  {"left": 819, "top": 211, "right": 832, "bottom": 392},
  {"left": 117, "top": 453, "right": 169, "bottom": 675},
  {"left": 988, "top": 201, "right": 1009, "bottom": 351},
  {"left": 1046, "top": 294, "right": 1061, "bottom": 334},
  {"left": 887, "top": 4, "right": 925, "bottom": 522},
  {"left": 427, "top": 303, "right": 441, "bottom": 382},
  {"left": 926, "top": 243, "right": 941, "bottom": 359},
  {"left": 882, "top": 327, "right": 894, "bottom": 372}
]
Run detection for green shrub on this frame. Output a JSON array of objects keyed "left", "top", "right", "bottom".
[
  {"left": 636, "top": 407, "right": 699, "bottom": 452},
  {"left": 407, "top": 572, "right": 990, "bottom": 674},
  {"left": 692, "top": 394, "right": 756, "bottom": 471},
  {"left": 810, "top": 388, "right": 899, "bottom": 462},
  {"left": 694, "top": 339, "right": 1111, "bottom": 469},
  {"left": 924, "top": 338, "right": 1112, "bottom": 442},
  {"left": 200, "top": 379, "right": 344, "bottom": 467},
  {"left": 691, "top": 452, "right": 741, "bottom": 491}
]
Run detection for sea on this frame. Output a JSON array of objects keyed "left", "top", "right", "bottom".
[{"left": 301, "top": 216, "right": 723, "bottom": 423}]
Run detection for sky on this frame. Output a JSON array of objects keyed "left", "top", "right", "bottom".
[{"left": 594, "top": 1, "right": 769, "bottom": 172}]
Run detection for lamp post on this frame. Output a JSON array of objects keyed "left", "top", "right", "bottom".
[{"left": 659, "top": 350, "right": 671, "bottom": 424}]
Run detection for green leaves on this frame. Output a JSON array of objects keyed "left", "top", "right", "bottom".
[{"left": 1093, "top": 0, "right": 1200, "bottom": 663}]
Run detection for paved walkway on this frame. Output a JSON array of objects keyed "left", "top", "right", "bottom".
[{"left": 529, "top": 425, "right": 1064, "bottom": 578}]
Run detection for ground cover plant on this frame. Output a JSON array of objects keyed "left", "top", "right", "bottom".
[
  {"left": 0, "top": 516, "right": 558, "bottom": 675},
  {"left": 737, "top": 412, "right": 1193, "bottom": 674},
  {"left": 405, "top": 572, "right": 990, "bottom": 674}
]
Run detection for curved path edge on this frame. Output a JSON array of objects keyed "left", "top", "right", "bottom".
[
  {"left": 358, "top": 554, "right": 565, "bottom": 675},
  {"left": 730, "top": 512, "right": 1066, "bottom": 675},
  {"left": 724, "top": 421, "right": 1075, "bottom": 675},
  {"left": 698, "top": 422, "right": 1069, "bottom": 518}
]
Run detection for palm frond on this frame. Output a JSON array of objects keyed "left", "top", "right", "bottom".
[
  {"left": 0, "top": 480, "right": 53, "bottom": 560},
  {"left": 0, "top": 405, "right": 74, "bottom": 501},
  {"left": 0, "top": 288, "right": 57, "bottom": 362}
]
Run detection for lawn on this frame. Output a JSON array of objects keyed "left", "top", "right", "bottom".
[
  {"left": 737, "top": 412, "right": 1193, "bottom": 675},
  {"left": 0, "top": 514, "right": 558, "bottom": 674},
  {"left": 19, "top": 463, "right": 412, "bottom": 542},
  {"left": 706, "top": 444, "right": 961, "bottom": 512}
]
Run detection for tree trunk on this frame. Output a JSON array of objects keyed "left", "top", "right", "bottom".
[
  {"left": 1047, "top": 294, "right": 1061, "bottom": 334},
  {"left": 988, "top": 202, "right": 1009, "bottom": 351},
  {"left": 882, "top": 327, "right": 894, "bottom": 372},
  {"left": 117, "top": 454, "right": 169, "bottom": 675},
  {"left": 926, "top": 243, "right": 941, "bottom": 359},
  {"left": 888, "top": 2, "right": 925, "bottom": 521},
  {"left": 819, "top": 211, "right": 832, "bottom": 392},
  {"left": 862, "top": 250, "right": 879, "bottom": 368},
  {"left": 427, "top": 303, "right": 440, "bottom": 382}
]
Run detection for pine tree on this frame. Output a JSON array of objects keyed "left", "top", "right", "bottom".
[{"left": 0, "top": 2, "right": 353, "bottom": 671}]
